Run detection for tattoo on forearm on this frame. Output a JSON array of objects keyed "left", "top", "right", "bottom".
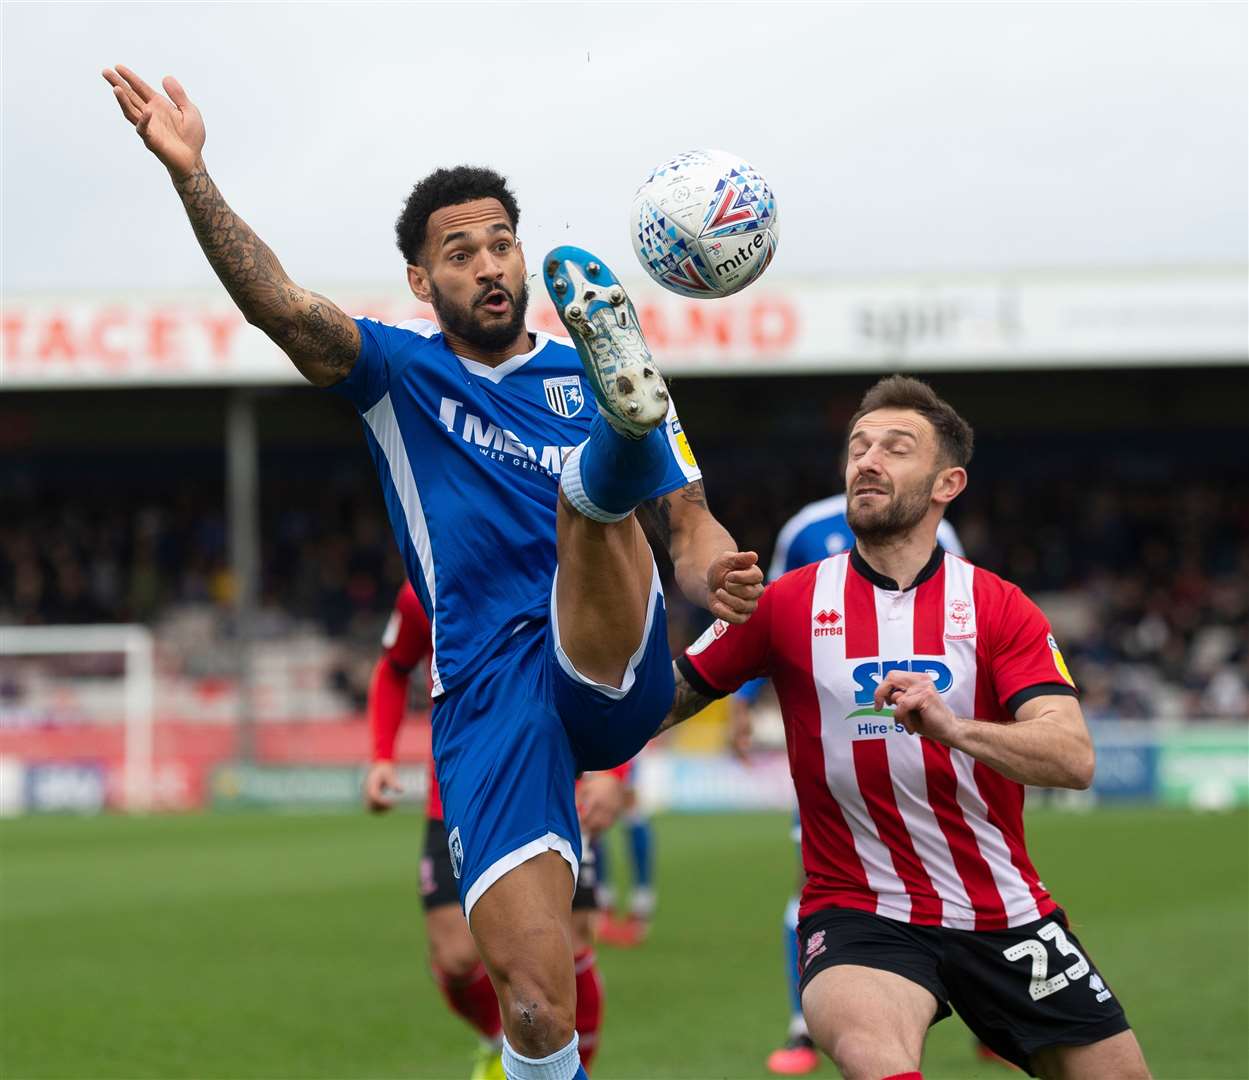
[
  {"left": 679, "top": 479, "right": 708, "bottom": 508},
  {"left": 174, "top": 169, "right": 357, "bottom": 380},
  {"left": 655, "top": 665, "right": 715, "bottom": 734},
  {"left": 638, "top": 494, "right": 674, "bottom": 549},
  {"left": 638, "top": 481, "right": 709, "bottom": 552}
]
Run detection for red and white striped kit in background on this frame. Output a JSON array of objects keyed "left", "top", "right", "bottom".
[
  {"left": 680, "top": 546, "right": 1079, "bottom": 932},
  {"left": 371, "top": 580, "right": 446, "bottom": 817}
]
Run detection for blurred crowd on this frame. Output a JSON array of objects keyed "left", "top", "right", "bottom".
[
  {"left": 957, "top": 485, "right": 1248, "bottom": 722},
  {"left": 4, "top": 448, "right": 1246, "bottom": 723}
]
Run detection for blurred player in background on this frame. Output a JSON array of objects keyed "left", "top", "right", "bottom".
[
  {"left": 732, "top": 466, "right": 964, "bottom": 1075},
  {"left": 663, "top": 377, "right": 1151, "bottom": 1079},
  {"left": 105, "top": 66, "right": 761, "bottom": 1080},
  {"left": 591, "top": 772, "right": 657, "bottom": 947},
  {"left": 364, "top": 582, "right": 623, "bottom": 1077}
]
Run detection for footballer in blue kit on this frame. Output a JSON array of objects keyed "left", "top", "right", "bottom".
[
  {"left": 334, "top": 314, "right": 697, "bottom": 915},
  {"left": 105, "top": 63, "right": 763, "bottom": 1080}
]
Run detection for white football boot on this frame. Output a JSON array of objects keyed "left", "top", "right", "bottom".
[{"left": 543, "top": 245, "right": 669, "bottom": 438}]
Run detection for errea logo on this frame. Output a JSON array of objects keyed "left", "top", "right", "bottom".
[{"left": 813, "top": 609, "right": 843, "bottom": 638}]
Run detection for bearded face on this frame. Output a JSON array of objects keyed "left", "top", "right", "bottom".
[
  {"left": 844, "top": 406, "right": 967, "bottom": 550},
  {"left": 430, "top": 277, "right": 530, "bottom": 352},
  {"left": 412, "top": 198, "right": 531, "bottom": 356},
  {"left": 845, "top": 465, "right": 940, "bottom": 542}
]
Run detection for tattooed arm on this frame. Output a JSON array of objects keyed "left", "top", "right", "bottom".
[
  {"left": 639, "top": 480, "right": 764, "bottom": 624},
  {"left": 653, "top": 661, "right": 718, "bottom": 736},
  {"left": 171, "top": 170, "right": 359, "bottom": 384},
  {"left": 103, "top": 66, "right": 359, "bottom": 386}
]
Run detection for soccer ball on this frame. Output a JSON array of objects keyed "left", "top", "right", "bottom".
[{"left": 630, "top": 149, "right": 779, "bottom": 299}]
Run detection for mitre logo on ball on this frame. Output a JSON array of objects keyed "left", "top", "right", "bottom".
[{"left": 631, "top": 148, "right": 779, "bottom": 299}]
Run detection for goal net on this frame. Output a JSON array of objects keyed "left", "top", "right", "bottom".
[{"left": 1, "top": 624, "right": 154, "bottom": 813}]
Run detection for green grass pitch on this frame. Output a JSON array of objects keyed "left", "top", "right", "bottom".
[{"left": 2, "top": 807, "right": 1246, "bottom": 1079}]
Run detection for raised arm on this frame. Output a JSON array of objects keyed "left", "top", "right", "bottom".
[
  {"left": 102, "top": 66, "right": 359, "bottom": 387},
  {"left": 639, "top": 481, "right": 764, "bottom": 624}
]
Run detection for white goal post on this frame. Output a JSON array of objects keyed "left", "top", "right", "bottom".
[{"left": 0, "top": 624, "right": 155, "bottom": 812}]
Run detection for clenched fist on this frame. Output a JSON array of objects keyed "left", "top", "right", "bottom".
[
  {"left": 873, "top": 669, "right": 964, "bottom": 746},
  {"left": 706, "top": 550, "right": 764, "bottom": 624}
]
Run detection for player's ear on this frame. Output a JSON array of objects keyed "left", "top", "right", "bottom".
[
  {"left": 933, "top": 466, "right": 967, "bottom": 505},
  {"left": 407, "top": 263, "right": 432, "bottom": 304}
]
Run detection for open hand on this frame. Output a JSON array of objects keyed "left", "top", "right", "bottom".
[
  {"left": 706, "top": 550, "right": 763, "bottom": 624},
  {"left": 364, "top": 761, "right": 403, "bottom": 813},
  {"left": 873, "top": 670, "right": 963, "bottom": 745},
  {"left": 103, "top": 65, "right": 204, "bottom": 180},
  {"left": 727, "top": 696, "right": 754, "bottom": 762},
  {"left": 576, "top": 772, "right": 626, "bottom": 838}
]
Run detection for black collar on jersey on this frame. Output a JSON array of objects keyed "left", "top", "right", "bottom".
[{"left": 850, "top": 544, "right": 945, "bottom": 592}]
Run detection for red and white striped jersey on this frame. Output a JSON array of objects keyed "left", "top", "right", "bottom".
[{"left": 680, "top": 546, "right": 1078, "bottom": 931}]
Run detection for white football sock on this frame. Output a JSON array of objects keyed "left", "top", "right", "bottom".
[
  {"left": 630, "top": 885, "right": 656, "bottom": 919},
  {"left": 501, "top": 1033, "right": 581, "bottom": 1080}
]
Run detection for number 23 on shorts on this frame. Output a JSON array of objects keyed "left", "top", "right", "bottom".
[{"left": 1003, "top": 920, "right": 1092, "bottom": 1001}]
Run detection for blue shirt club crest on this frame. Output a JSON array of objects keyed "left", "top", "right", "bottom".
[{"left": 544, "top": 375, "right": 585, "bottom": 418}]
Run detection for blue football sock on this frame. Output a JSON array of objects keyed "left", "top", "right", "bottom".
[
  {"left": 627, "top": 812, "right": 654, "bottom": 891},
  {"left": 560, "top": 413, "right": 670, "bottom": 522},
  {"left": 784, "top": 894, "right": 802, "bottom": 1017},
  {"left": 591, "top": 836, "right": 614, "bottom": 910}
]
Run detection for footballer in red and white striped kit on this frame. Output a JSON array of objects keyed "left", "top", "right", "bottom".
[{"left": 662, "top": 378, "right": 1150, "bottom": 1080}]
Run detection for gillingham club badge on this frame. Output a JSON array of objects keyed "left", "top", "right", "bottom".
[{"left": 543, "top": 376, "right": 585, "bottom": 418}]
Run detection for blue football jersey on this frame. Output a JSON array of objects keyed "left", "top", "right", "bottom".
[
  {"left": 332, "top": 318, "right": 701, "bottom": 694},
  {"left": 766, "top": 493, "right": 964, "bottom": 581}
]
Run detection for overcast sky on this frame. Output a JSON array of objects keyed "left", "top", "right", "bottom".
[{"left": 2, "top": 2, "right": 1246, "bottom": 295}]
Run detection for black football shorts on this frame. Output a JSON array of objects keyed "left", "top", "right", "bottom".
[{"left": 797, "top": 906, "right": 1131, "bottom": 1075}]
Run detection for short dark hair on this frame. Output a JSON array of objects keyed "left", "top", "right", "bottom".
[
  {"left": 848, "top": 375, "right": 974, "bottom": 467},
  {"left": 395, "top": 166, "right": 520, "bottom": 265}
]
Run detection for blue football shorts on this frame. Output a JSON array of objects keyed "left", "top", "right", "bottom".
[{"left": 431, "top": 559, "right": 674, "bottom": 920}]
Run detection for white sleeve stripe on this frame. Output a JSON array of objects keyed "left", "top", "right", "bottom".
[{"left": 363, "top": 392, "right": 443, "bottom": 695}]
